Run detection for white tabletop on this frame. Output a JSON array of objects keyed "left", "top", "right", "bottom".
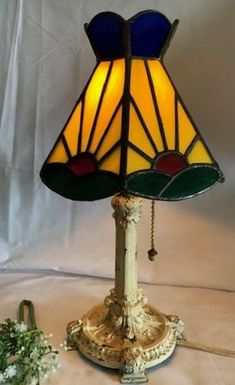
[{"left": 1, "top": 273, "right": 234, "bottom": 385}]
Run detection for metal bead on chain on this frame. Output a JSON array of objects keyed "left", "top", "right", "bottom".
[{"left": 148, "top": 200, "right": 158, "bottom": 261}]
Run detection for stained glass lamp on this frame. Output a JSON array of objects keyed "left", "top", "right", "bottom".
[{"left": 40, "top": 10, "right": 224, "bottom": 383}]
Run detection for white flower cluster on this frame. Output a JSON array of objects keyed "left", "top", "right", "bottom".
[
  {"left": 14, "top": 322, "right": 28, "bottom": 333},
  {"left": 0, "top": 364, "right": 17, "bottom": 383},
  {"left": 0, "top": 320, "right": 60, "bottom": 385}
]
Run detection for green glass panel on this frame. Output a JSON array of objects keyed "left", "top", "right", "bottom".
[
  {"left": 40, "top": 164, "right": 119, "bottom": 201},
  {"left": 41, "top": 163, "right": 222, "bottom": 201},
  {"left": 160, "top": 166, "right": 221, "bottom": 200},
  {"left": 126, "top": 171, "right": 171, "bottom": 199}
]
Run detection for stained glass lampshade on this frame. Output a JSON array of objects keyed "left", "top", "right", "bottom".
[
  {"left": 40, "top": 11, "right": 224, "bottom": 202},
  {"left": 40, "top": 10, "right": 224, "bottom": 383}
]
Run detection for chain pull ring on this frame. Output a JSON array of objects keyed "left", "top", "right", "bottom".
[{"left": 148, "top": 200, "right": 158, "bottom": 261}]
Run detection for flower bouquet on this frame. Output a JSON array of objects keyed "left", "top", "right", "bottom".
[{"left": 0, "top": 300, "right": 59, "bottom": 385}]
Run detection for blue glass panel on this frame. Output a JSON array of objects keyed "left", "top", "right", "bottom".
[
  {"left": 86, "top": 12, "right": 124, "bottom": 59},
  {"left": 130, "top": 11, "right": 171, "bottom": 57}
]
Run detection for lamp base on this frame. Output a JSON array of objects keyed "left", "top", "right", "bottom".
[
  {"left": 67, "top": 288, "right": 184, "bottom": 383},
  {"left": 67, "top": 195, "right": 184, "bottom": 382}
]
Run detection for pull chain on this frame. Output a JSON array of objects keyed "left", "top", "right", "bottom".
[{"left": 148, "top": 200, "right": 158, "bottom": 261}]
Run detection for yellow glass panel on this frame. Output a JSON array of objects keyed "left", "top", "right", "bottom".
[
  {"left": 81, "top": 61, "right": 110, "bottom": 152},
  {"left": 130, "top": 60, "right": 164, "bottom": 152},
  {"left": 178, "top": 101, "right": 196, "bottom": 154},
  {"left": 129, "top": 104, "right": 156, "bottom": 158},
  {"left": 127, "top": 147, "right": 151, "bottom": 174},
  {"left": 47, "top": 140, "right": 68, "bottom": 163},
  {"left": 96, "top": 107, "right": 122, "bottom": 160},
  {"left": 64, "top": 102, "right": 82, "bottom": 156},
  {"left": 148, "top": 60, "right": 175, "bottom": 150},
  {"left": 90, "top": 59, "right": 125, "bottom": 153},
  {"left": 99, "top": 147, "right": 120, "bottom": 174},
  {"left": 187, "top": 139, "right": 213, "bottom": 164}
]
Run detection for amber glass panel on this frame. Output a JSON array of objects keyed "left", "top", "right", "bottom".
[
  {"left": 90, "top": 59, "right": 125, "bottom": 153},
  {"left": 99, "top": 147, "right": 121, "bottom": 174},
  {"left": 187, "top": 139, "right": 213, "bottom": 164},
  {"left": 96, "top": 107, "right": 122, "bottom": 160},
  {"left": 130, "top": 59, "right": 164, "bottom": 152},
  {"left": 81, "top": 61, "right": 110, "bottom": 152},
  {"left": 127, "top": 147, "right": 151, "bottom": 174},
  {"left": 64, "top": 102, "right": 82, "bottom": 156},
  {"left": 128, "top": 104, "right": 156, "bottom": 158},
  {"left": 178, "top": 101, "right": 196, "bottom": 154},
  {"left": 148, "top": 60, "right": 175, "bottom": 150},
  {"left": 47, "top": 140, "right": 69, "bottom": 163}
]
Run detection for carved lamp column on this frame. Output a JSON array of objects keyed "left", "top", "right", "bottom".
[
  {"left": 112, "top": 194, "right": 140, "bottom": 303},
  {"left": 67, "top": 194, "right": 181, "bottom": 383},
  {"left": 40, "top": 10, "right": 224, "bottom": 383}
]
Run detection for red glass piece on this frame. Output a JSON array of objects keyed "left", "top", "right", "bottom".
[
  {"left": 68, "top": 155, "right": 96, "bottom": 177},
  {"left": 155, "top": 153, "right": 187, "bottom": 175}
]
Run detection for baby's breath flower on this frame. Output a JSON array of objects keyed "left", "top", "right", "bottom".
[
  {"left": 0, "top": 373, "right": 5, "bottom": 383},
  {"left": 15, "top": 322, "right": 28, "bottom": 333},
  {"left": 5, "top": 364, "right": 17, "bottom": 378}
]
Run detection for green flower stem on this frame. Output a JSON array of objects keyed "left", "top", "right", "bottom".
[{"left": 18, "top": 300, "right": 37, "bottom": 329}]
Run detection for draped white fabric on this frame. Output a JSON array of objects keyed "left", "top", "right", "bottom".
[
  {"left": 0, "top": 1, "right": 235, "bottom": 384},
  {"left": 0, "top": 1, "right": 235, "bottom": 287}
]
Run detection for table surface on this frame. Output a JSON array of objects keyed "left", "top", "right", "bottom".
[{"left": 0, "top": 273, "right": 235, "bottom": 385}]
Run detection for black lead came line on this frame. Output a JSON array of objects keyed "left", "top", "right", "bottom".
[
  {"left": 130, "top": 95, "right": 158, "bottom": 155},
  {"left": 76, "top": 62, "right": 100, "bottom": 154},
  {"left": 86, "top": 61, "right": 114, "bottom": 153},
  {"left": 184, "top": 134, "right": 200, "bottom": 159},
  {"left": 94, "top": 99, "right": 122, "bottom": 157},
  {"left": 77, "top": 98, "right": 85, "bottom": 154},
  {"left": 62, "top": 134, "right": 72, "bottom": 159},
  {"left": 119, "top": 20, "right": 132, "bottom": 179},
  {"left": 128, "top": 141, "right": 153, "bottom": 163},
  {"left": 175, "top": 95, "right": 179, "bottom": 152},
  {"left": 144, "top": 59, "right": 168, "bottom": 151},
  {"left": 97, "top": 141, "right": 121, "bottom": 165},
  {"left": 159, "top": 19, "right": 179, "bottom": 60}
]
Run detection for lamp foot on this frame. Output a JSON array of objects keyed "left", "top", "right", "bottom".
[
  {"left": 67, "top": 288, "right": 184, "bottom": 383},
  {"left": 120, "top": 368, "right": 148, "bottom": 383}
]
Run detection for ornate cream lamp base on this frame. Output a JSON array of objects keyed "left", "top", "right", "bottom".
[
  {"left": 67, "top": 290, "right": 184, "bottom": 383},
  {"left": 67, "top": 194, "right": 184, "bottom": 383}
]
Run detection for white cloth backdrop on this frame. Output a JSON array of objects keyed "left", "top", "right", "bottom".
[
  {"left": 1, "top": 2, "right": 235, "bottom": 385},
  {"left": 0, "top": 0, "right": 235, "bottom": 289}
]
